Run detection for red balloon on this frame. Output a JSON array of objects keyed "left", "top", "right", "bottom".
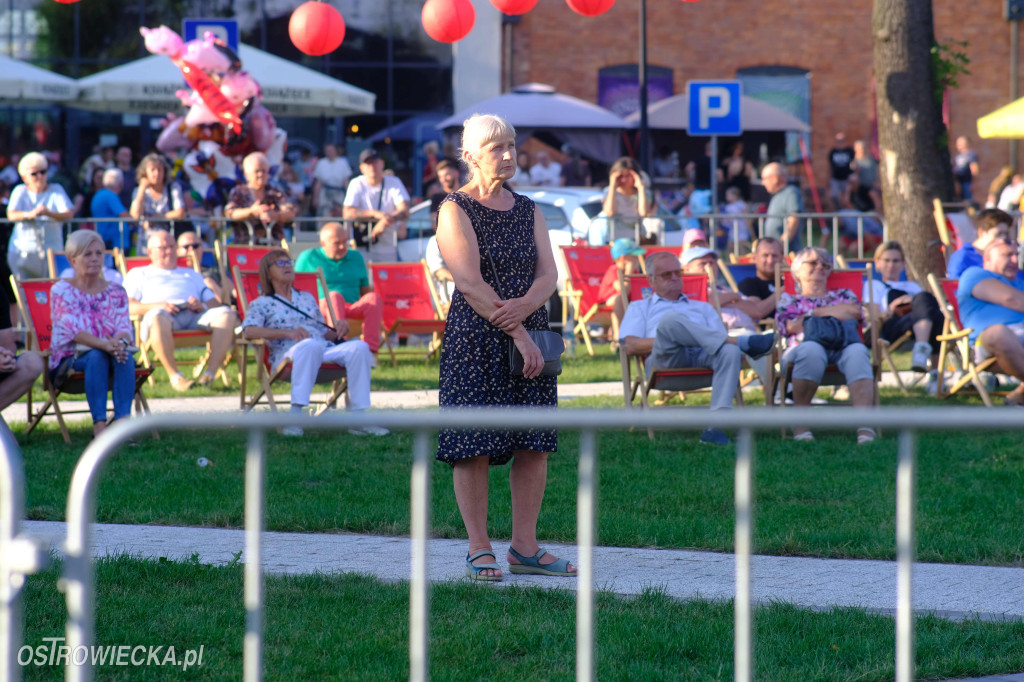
[
  {"left": 566, "top": 0, "right": 615, "bottom": 16},
  {"left": 489, "top": 0, "right": 538, "bottom": 14},
  {"left": 289, "top": 1, "right": 346, "bottom": 56},
  {"left": 422, "top": 0, "right": 476, "bottom": 43},
  {"left": 51, "top": 0, "right": 81, "bottom": 3}
]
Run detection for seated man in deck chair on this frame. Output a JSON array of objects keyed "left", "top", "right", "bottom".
[
  {"left": 0, "top": 286, "right": 43, "bottom": 428},
  {"left": 956, "top": 238, "right": 1024, "bottom": 406},
  {"left": 618, "top": 251, "right": 775, "bottom": 446},
  {"left": 123, "top": 230, "right": 237, "bottom": 391}
]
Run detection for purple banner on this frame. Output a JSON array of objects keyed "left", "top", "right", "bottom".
[{"left": 598, "top": 65, "right": 673, "bottom": 118}]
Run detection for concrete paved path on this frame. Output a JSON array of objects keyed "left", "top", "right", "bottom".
[{"left": 21, "top": 520, "right": 1024, "bottom": 623}]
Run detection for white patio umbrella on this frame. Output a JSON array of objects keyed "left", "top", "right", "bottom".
[
  {"left": 72, "top": 43, "right": 375, "bottom": 117},
  {"left": 0, "top": 54, "right": 77, "bottom": 102},
  {"left": 436, "top": 83, "right": 629, "bottom": 163},
  {"left": 624, "top": 93, "right": 811, "bottom": 132}
]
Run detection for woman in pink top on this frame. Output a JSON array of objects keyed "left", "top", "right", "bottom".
[{"left": 49, "top": 230, "right": 135, "bottom": 438}]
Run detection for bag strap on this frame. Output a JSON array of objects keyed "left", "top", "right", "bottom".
[
  {"left": 271, "top": 292, "right": 336, "bottom": 332},
  {"left": 456, "top": 191, "right": 507, "bottom": 299}
]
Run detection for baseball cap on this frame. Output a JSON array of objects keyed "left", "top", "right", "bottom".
[
  {"left": 682, "top": 228, "right": 707, "bottom": 248},
  {"left": 611, "top": 238, "right": 646, "bottom": 260},
  {"left": 358, "top": 148, "right": 381, "bottom": 164},
  {"left": 679, "top": 246, "right": 716, "bottom": 266}
]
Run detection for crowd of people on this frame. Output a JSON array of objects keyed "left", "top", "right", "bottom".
[{"left": 3, "top": 115, "right": 1024, "bottom": 587}]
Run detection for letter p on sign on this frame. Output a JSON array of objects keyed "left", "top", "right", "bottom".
[{"left": 687, "top": 81, "right": 742, "bottom": 136}]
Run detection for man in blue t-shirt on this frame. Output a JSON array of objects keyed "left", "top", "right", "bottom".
[
  {"left": 946, "top": 208, "right": 1012, "bottom": 279},
  {"left": 956, "top": 238, "right": 1024, "bottom": 405},
  {"left": 90, "top": 168, "right": 132, "bottom": 252}
]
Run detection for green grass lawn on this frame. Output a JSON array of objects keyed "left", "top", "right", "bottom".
[
  {"left": 18, "top": 557, "right": 1024, "bottom": 681},
  {"left": 15, "top": 382, "right": 1024, "bottom": 566}
]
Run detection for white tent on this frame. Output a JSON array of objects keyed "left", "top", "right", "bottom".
[
  {"left": 73, "top": 44, "right": 375, "bottom": 117},
  {"left": 624, "top": 93, "right": 811, "bottom": 132},
  {"left": 0, "top": 54, "right": 77, "bottom": 102},
  {"left": 436, "top": 83, "right": 628, "bottom": 163}
]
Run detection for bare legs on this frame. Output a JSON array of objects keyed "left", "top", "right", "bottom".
[{"left": 452, "top": 450, "right": 576, "bottom": 579}]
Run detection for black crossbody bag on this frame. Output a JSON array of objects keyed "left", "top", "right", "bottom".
[
  {"left": 458, "top": 192, "right": 563, "bottom": 377},
  {"left": 271, "top": 294, "right": 346, "bottom": 344}
]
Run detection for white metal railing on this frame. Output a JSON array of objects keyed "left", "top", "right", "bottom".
[
  {"left": 591, "top": 211, "right": 887, "bottom": 259},
  {"left": 43, "top": 406, "right": 1024, "bottom": 681},
  {"left": 0, "top": 424, "right": 50, "bottom": 682}
]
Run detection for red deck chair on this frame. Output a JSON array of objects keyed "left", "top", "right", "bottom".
[
  {"left": 771, "top": 266, "right": 882, "bottom": 421},
  {"left": 217, "top": 241, "right": 289, "bottom": 307},
  {"left": 11, "top": 277, "right": 155, "bottom": 443},
  {"left": 560, "top": 245, "right": 614, "bottom": 356},
  {"left": 619, "top": 273, "right": 744, "bottom": 439},
  {"left": 233, "top": 266, "right": 349, "bottom": 413},
  {"left": 118, "top": 251, "right": 226, "bottom": 386},
  {"left": 369, "top": 262, "right": 446, "bottom": 366},
  {"left": 927, "top": 275, "right": 997, "bottom": 406}
]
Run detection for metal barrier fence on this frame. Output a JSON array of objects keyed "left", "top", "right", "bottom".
[
  {"left": 0, "top": 425, "right": 49, "bottom": 682},
  {"left": 42, "top": 406, "right": 1024, "bottom": 681},
  {"left": 595, "top": 211, "right": 887, "bottom": 258}
]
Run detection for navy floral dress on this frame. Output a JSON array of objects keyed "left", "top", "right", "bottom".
[{"left": 436, "top": 191, "right": 558, "bottom": 466}]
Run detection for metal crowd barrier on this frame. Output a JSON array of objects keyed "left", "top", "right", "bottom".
[
  {"left": 0, "top": 425, "right": 50, "bottom": 682},
  {"left": 592, "top": 211, "right": 887, "bottom": 259},
  {"left": 48, "top": 406, "right": 1024, "bottom": 681}
]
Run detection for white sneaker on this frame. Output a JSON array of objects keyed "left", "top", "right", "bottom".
[
  {"left": 348, "top": 425, "right": 390, "bottom": 436},
  {"left": 282, "top": 426, "right": 304, "bottom": 437},
  {"left": 911, "top": 342, "right": 931, "bottom": 372}
]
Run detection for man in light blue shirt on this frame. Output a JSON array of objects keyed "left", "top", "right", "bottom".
[
  {"left": 956, "top": 238, "right": 1024, "bottom": 405},
  {"left": 90, "top": 168, "right": 132, "bottom": 252},
  {"left": 947, "top": 208, "right": 1012, "bottom": 279},
  {"left": 618, "top": 252, "right": 774, "bottom": 444}
]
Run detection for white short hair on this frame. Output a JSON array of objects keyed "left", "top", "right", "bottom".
[
  {"left": 18, "top": 152, "right": 46, "bottom": 178},
  {"left": 102, "top": 168, "right": 123, "bottom": 187},
  {"left": 460, "top": 114, "right": 515, "bottom": 182}
]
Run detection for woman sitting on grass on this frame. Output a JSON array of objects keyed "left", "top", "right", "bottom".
[
  {"left": 49, "top": 229, "right": 136, "bottom": 439},
  {"left": 777, "top": 246, "right": 876, "bottom": 444},
  {"left": 240, "top": 250, "right": 387, "bottom": 437}
]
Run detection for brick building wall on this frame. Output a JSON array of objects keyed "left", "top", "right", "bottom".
[{"left": 507, "top": 0, "right": 1020, "bottom": 195}]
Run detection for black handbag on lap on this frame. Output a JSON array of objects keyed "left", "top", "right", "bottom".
[
  {"left": 803, "top": 315, "right": 862, "bottom": 352},
  {"left": 461, "top": 192, "right": 564, "bottom": 377}
]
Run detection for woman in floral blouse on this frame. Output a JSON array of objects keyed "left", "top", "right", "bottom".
[
  {"left": 240, "top": 249, "right": 385, "bottom": 437},
  {"left": 224, "top": 152, "right": 296, "bottom": 245},
  {"left": 776, "top": 247, "right": 876, "bottom": 444},
  {"left": 49, "top": 230, "right": 135, "bottom": 438}
]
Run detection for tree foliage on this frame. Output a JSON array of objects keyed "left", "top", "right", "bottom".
[{"left": 34, "top": 0, "right": 233, "bottom": 78}]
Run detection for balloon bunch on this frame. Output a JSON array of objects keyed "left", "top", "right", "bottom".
[{"left": 140, "top": 25, "right": 287, "bottom": 207}]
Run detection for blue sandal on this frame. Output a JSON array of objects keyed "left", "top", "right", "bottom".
[
  {"left": 465, "top": 550, "right": 502, "bottom": 582},
  {"left": 508, "top": 547, "right": 576, "bottom": 577}
]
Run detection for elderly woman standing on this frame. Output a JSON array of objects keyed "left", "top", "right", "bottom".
[
  {"left": 49, "top": 230, "right": 135, "bottom": 438},
  {"left": 436, "top": 113, "right": 574, "bottom": 581},
  {"left": 225, "top": 152, "right": 296, "bottom": 245},
  {"left": 129, "top": 153, "right": 185, "bottom": 254},
  {"left": 240, "top": 249, "right": 385, "bottom": 437},
  {"left": 6, "top": 151, "right": 75, "bottom": 278},
  {"left": 776, "top": 247, "right": 876, "bottom": 444}
]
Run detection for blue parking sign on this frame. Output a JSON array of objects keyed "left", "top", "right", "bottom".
[
  {"left": 182, "top": 18, "right": 239, "bottom": 54},
  {"left": 687, "top": 81, "right": 742, "bottom": 136}
]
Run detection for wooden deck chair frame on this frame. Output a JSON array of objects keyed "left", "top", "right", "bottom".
[
  {"left": 47, "top": 248, "right": 122, "bottom": 279},
  {"left": 619, "top": 273, "right": 748, "bottom": 439},
  {"left": 926, "top": 274, "right": 997, "bottom": 406},
  {"left": 421, "top": 258, "right": 451, "bottom": 319},
  {"left": 771, "top": 264, "right": 883, "bottom": 435},
  {"left": 12, "top": 277, "right": 156, "bottom": 443},
  {"left": 369, "top": 262, "right": 447, "bottom": 366},
  {"left": 233, "top": 266, "right": 349, "bottom": 413},
  {"left": 560, "top": 245, "right": 621, "bottom": 356}
]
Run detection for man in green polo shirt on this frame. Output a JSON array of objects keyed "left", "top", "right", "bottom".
[{"left": 294, "top": 222, "right": 383, "bottom": 353}]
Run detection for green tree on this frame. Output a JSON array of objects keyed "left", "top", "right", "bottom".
[
  {"left": 34, "top": 0, "right": 231, "bottom": 77},
  {"left": 872, "top": 0, "right": 954, "bottom": 277}
]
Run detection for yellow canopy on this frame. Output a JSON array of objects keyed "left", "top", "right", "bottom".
[{"left": 977, "top": 97, "right": 1024, "bottom": 138}]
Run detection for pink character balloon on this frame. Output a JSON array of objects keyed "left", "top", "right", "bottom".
[{"left": 140, "top": 25, "right": 184, "bottom": 59}]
